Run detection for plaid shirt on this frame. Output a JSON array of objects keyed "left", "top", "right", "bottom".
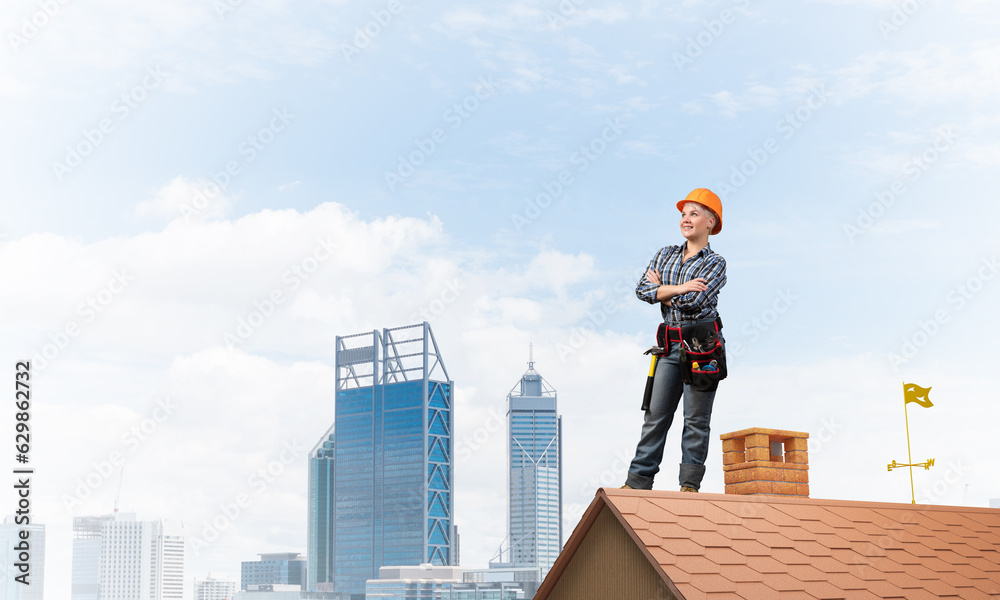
[{"left": 636, "top": 242, "right": 726, "bottom": 324}]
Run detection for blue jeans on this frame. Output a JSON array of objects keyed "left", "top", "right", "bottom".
[{"left": 625, "top": 341, "right": 719, "bottom": 490}]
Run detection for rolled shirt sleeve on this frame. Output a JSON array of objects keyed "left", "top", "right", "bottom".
[{"left": 635, "top": 248, "right": 667, "bottom": 305}]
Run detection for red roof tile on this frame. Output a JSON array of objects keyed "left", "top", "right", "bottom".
[{"left": 536, "top": 488, "right": 1000, "bottom": 600}]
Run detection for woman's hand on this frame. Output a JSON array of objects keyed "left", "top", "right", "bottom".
[
  {"left": 677, "top": 278, "right": 708, "bottom": 294},
  {"left": 645, "top": 268, "right": 662, "bottom": 286}
]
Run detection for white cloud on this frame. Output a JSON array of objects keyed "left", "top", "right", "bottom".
[{"left": 135, "top": 176, "right": 235, "bottom": 221}]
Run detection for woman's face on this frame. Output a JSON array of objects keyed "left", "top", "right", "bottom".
[{"left": 679, "top": 202, "right": 715, "bottom": 240}]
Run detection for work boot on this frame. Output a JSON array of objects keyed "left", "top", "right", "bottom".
[{"left": 680, "top": 486, "right": 698, "bottom": 493}]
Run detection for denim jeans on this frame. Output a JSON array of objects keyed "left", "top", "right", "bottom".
[{"left": 625, "top": 341, "right": 719, "bottom": 490}]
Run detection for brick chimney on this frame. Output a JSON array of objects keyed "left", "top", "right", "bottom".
[{"left": 720, "top": 427, "right": 809, "bottom": 497}]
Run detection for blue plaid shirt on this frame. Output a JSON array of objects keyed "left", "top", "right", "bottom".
[{"left": 636, "top": 242, "right": 726, "bottom": 324}]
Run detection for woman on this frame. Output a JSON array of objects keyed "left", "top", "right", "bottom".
[{"left": 622, "top": 188, "right": 727, "bottom": 492}]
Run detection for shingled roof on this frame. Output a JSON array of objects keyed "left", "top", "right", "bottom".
[{"left": 535, "top": 488, "right": 1000, "bottom": 600}]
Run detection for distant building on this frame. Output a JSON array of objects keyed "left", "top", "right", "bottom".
[
  {"left": 502, "top": 351, "right": 562, "bottom": 577},
  {"left": 0, "top": 516, "right": 45, "bottom": 600},
  {"left": 241, "top": 553, "right": 307, "bottom": 590},
  {"left": 366, "top": 564, "right": 527, "bottom": 600},
  {"left": 307, "top": 424, "right": 335, "bottom": 591},
  {"left": 195, "top": 574, "right": 238, "bottom": 600},
  {"left": 233, "top": 584, "right": 350, "bottom": 599},
  {"left": 70, "top": 512, "right": 184, "bottom": 600},
  {"left": 308, "top": 323, "right": 456, "bottom": 596}
]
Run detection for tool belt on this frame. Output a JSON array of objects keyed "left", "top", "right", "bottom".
[{"left": 641, "top": 317, "right": 727, "bottom": 409}]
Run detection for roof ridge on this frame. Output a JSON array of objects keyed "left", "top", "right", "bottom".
[{"left": 601, "top": 487, "right": 1000, "bottom": 514}]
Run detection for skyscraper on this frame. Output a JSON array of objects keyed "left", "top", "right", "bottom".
[
  {"left": 70, "top": 512, "right": 184, "bottom": 600},
  {"left": 308, "top": 322, "right": 456, "bottom": 597},
  {"left": 0, "top": 516, "right": 45, "bottom": 600},
  {"left": 308, "top": 423, "right": 336, "bottom": 591},
  {"left": 506, "top": 350, "right": 562, "bottom": 576}
]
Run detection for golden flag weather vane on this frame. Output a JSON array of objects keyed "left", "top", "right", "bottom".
[{"left": 887, "top": 382, "right": 935, "bottom": 504}]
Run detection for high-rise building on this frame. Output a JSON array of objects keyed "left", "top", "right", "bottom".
[
  {"left": 241, "top": 552, "right": 307, "bottom": 590},
  {"left": 308, "top": 424, "right": 336, "bottom": 592},
  {"left": 505, "top": 350, "right": 562, "bottom": 576},
  {"left": 195, "top": 574, "right": 238, "bottom": 600},
  {"left": 309, "top": 322, "right": 456, "bottom": 596},
  {"left": 0, "top": 516, "right": 45, "bottom": 600},
  {"left": 70, "top": 512, "right": 184, "bottom": 600}
]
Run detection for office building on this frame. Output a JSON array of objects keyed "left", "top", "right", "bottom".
[
  {"left": 0, "top": 516, "right": 45, "bottom": 600},
  {"left": 308, "top": 424, "right": 336, "bottom": 591},
  {"left": 195, "top": 574, "right": 238, "bottom": 600},
  {"left": 70, "top": 512, "right": 184, "bottom": 600},
  {"left": 241, "top": 553, "right": 307, "bottom": 590},
  {"left": 505, "top": 351, "right": 562, "bottom": 576},
  {"left": 309, "top": 322, "right": 456, "bottom": 596}
]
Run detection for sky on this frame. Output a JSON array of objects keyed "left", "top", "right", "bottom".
[{"left": 1, "top": 0, "right": 999, "bottom": 596}]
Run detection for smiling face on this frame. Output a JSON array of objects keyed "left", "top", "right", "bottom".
[{"left": 679, "top": 202, "right": 717, "bottom": 241}]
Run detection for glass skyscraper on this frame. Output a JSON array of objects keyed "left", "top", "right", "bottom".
[
  {"left": 308, "top": 322, "right": 456, "bottom": 597},
  {"left": 506, "top": 352, "right": 562, "bottom": 576}
]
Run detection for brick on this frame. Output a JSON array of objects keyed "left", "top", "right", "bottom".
[
  {"left": 746, "top": 447, "right": 771, "bottom": 462},
  {"left": 744, "top": 467, "right": 783, "bottom": 482},
  {"left": 745, "top": 433, "right": 769, "bottom": 449},
  {"left": 722, "top": 438, "right": 745, "bottom": 453},
  {"left": 723, "top": 451, "right": 746, "bottom": 465},
  {"left": 782, "top": 469, "right": 809, "bottom": 483},
  {"left": 773, "top": 481, "right": 799, "bottom": 496},
  {"left": 784, "top": 438, "right": 808, "bottom": 453},
  {"left": 786, "top": 451, "right": 808, "bottom": 464},
  {"left": 727, "top": 481, "right": 772, "bottom": 495},
  {"left": 725, "top": 469, "right": 749, "bottom": 484},
  {"left": 796, "top": 483, "right": 810, "bottom": 497},
  {"left": 770, "top": 454, "right": 784, "bottom": 463},
  {"left": 745, "top": 481, "right": 774, "bottom": 495}
]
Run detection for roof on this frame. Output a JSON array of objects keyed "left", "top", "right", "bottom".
[{"left": 536, "top": 488, "right": 1000, "bottom": 600}]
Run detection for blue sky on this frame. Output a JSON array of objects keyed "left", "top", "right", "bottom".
[{"left": 2, "top": 0, "right": 999, "bottom": 596}]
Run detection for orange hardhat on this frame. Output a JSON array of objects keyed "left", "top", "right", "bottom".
[{"left": 676, "top": 188, "right": 723, "bottom": 235}]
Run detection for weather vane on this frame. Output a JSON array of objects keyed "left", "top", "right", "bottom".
[{"left": 887, "top": 382, "right": 935, "bottom": 504}]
